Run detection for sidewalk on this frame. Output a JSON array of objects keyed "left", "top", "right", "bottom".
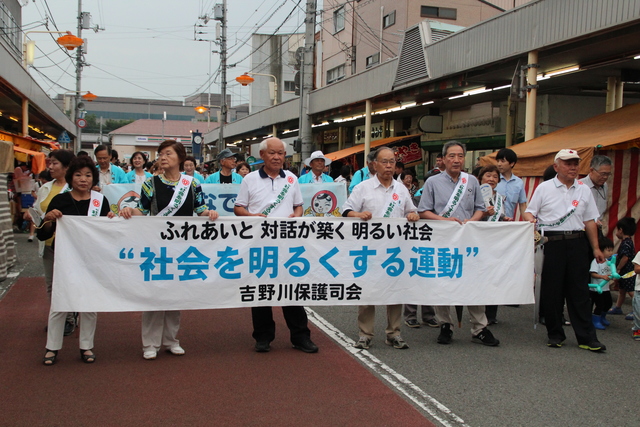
[{"left": 0, "top": 275, "right": 433, "bottom": 426}]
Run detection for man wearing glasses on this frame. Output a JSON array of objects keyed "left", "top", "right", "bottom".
[
  {"left": 205, "top": 148, "right": 243, "bottom": 184},
  {"left": 579, "top": 155, "right": 612, "bottom": 225}
]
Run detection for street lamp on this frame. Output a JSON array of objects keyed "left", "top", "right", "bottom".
[
  {"left": 23, "top": 31, "right": 83, "bottom": 67},
  {"left": 235, "top": 72, "right": 278, "bottom": 106}
]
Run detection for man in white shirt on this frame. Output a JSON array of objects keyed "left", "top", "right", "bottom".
[
  {"left": 524, "top": 149, "right": 606, "bottom": 352},
  {"left": 342, "top": 147, "right": 419, "bottom": 350},
  {"left": 234, "top": 138, "right": 318, "bottom": 354},
  {"left": 579, "top": 155, "right": 612, "bottom": 225}
]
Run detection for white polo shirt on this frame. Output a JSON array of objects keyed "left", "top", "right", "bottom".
[
  {"left": 342, "top": 175, "right": 417, "bottom": 218},
  {"left": 525, "top": 177, "right": 599, "bottom": 231},
  {"left": 235, "top": 167, "right": 303, "bottom": 217}
]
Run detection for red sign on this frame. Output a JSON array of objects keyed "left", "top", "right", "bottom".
[{"left": 76, "top": 118, "right": 87, "bottom": 128}]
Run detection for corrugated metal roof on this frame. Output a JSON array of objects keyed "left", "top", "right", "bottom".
[{"left": 424, "top": 0, "right": 640, "bottom": 80}]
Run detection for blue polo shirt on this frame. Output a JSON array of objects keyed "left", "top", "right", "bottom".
[{"left": 495, "top": 173, "right": 527, "bottom": 219}]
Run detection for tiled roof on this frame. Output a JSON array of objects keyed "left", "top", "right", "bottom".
[{"left": 109, "top": 119, "right": 218, "bottom": 136}]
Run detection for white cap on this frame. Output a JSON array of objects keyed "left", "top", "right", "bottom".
[
  {"left": 554, "top": 149, "right": 580, "bottom": 161},
  {"left": 304, "top": 151, "right": 332, "bottom": 167}
]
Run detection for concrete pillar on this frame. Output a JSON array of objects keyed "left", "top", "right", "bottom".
[
  {"left": 615, "top": 79, "right": 624, "bottom": 110},
  {"left": 605, "top": 76, "right": 617, "bottom": 113},
  {"left": 524, "top": 50, "right": 538, "bottom": 142}
]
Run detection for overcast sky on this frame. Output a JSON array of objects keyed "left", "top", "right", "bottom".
[{"left": 22, "top": 0, "right": 314, "bottom": 105}]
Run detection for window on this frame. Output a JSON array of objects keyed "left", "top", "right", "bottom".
[
  {"left": 383, "top": 11, "right": 396, "bottom": 28},
  {"left": 284, "top": 81, "right": 296, "bottom": 92},
  {"left": 366, "top": 53, "right": 380, "bottom": 68},
  {"left": 326, "top": 64, "right": 346, "bottom": 84},
  {"left": 420, "top": 6, "right": 457, "bottom": 20},
  {"left": 334, "top": 6, "right": 345, "bottom": 33}
]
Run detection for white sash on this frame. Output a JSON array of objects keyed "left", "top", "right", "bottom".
[
  {"left": 440, "top": 172, "right": 468, "bottom": 218},
  {"left": 157, "top": 175, "right": 193, "bottom": 217},
  {"left": 88, "top": 191, "right": 104, "bottom": 217},
  {"left": 382, "top": 183, "right": 402, "bottom": 218},
  {"left": 488, "top": 193, "right": 505, "bottom": 222}
]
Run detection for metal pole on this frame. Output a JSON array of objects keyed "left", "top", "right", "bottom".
[
  {"left": 524, "top": 50, "right": 538, "bottom": 142},
  {"left": 218, "top": 0, "right": 227, "bottom": 154},
  {"left": 74, "top": 0, "right": 83, "bottom": 153},
  {"left": 300, "top": 0, "right": 316, "bottom": 161}
]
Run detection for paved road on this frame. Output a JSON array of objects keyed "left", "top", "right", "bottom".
[{"left": 4, "top": 231, "right": 639, "bottom": 426}]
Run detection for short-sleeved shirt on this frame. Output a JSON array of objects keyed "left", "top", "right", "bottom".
[
  {"left": 580, "top": 174, "right": 608, "bottom": 220},
  {"left": 417, "top": 170, "right": 485, "bottom": 220},
  {"left": 97, "top": 164, "right": 128, "bottom": 186},
  {"left": 349, "top": 167, "right": 371, "bottom": 193},
  {"left": 632, "top": 251, "right": 640, "bottom": 292},
  {"left": 205, "top": 171, "right": 243, "bottom": 184},
  {"left": 495, "top": 173, "right": 527, "bottom": 219},
  {"left": 617, "top": 237, "right": 636, "bottom": 290},
  {"left": 235, "top": 167, "right": 303, "bottom": 217},
  {"left": 590, "top": 258, "right": 612, "bottom": 292},
  {"left": 342, "top": 175, "right": 417, "bottom": 218},
  {"left": 525, "top": 177, "right": 599, "bottom": 231},
  {"left": 138, "top": 175, "right": 207, "bottom": 216},
  {"left": 298, "top": 171, "right": 334, "bottom": 184}
]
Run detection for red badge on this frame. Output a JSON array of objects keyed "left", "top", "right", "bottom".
[
  {"left": 288, "top": 176, "right": 294, "bottom": 184},
  {"left": 392, "top": 193, "right": 399, "bottom": 201},
  {"left": 462, "top": 177, "right": 467, "bottom": 184},
  {"left": 572, "top": 200, "right": 579, "bottom": 207},
  {"left": 93, "top": 199, "right": 100, "bottom": 207},
  {"left": 577, "top": 180, "right": 583, "bottom": 185},
  {"left": 182, "top": 178, "right": 189, "bottom": 186}
]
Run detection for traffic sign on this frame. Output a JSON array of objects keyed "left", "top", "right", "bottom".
[
  {"left": 76, "top": 118, "right": 87, "bottom": 128},
  {"left": 57, "top": 131, "right": 71, "bottom": 143}
]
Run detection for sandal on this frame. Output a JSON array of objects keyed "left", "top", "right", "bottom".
[
  {"left": 43, "top": 350, "right": 58, "bottom": 366},
  {"left": 80, "top": 349, "right": 96, "bottom": 364}
]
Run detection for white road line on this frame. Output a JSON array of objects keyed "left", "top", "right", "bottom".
[{"left": 307, "top": 308, "right": 469, "bottom": 427}]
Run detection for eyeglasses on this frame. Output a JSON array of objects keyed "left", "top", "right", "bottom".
[
  {"left": 592, "top": 169, "right": 611, "bottom": 178},
  {"left": 377, "top": 159, "right": 396, "bottom": 165}
]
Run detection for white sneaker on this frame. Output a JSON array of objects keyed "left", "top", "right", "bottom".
[
  {"left": 143, "top": 350, "right": 158, "bottom": 360},
  {"left": 167, "top": 345, "right": 185, "bottom": 356}
]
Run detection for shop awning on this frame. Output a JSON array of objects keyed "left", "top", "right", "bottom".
[
  {"left": 13, "top": 146, "right": 47, "bottom": 174},
  {"left": 479, "top": 103, "right": 640, "bottom": 177},
  {"left": 325, "top": 134, "right": 423, "bottom": 161}
]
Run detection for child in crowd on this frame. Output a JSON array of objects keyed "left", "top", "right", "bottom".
[
  {"left": 631, "top": 250, "right": 640, "bottom": 340},
  {"left": 608, "top": 217, "right": 637, "bottom": 319},
  {"left": 589, "top": 237, "right": 615, "bottom": 329}
]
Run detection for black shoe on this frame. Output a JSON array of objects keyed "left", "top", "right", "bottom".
[
  {"left": 437, "top": 323, "right": 453, "bottom": 344},
  {"left": 487, "top": 318, "right": 498, "bottom": 325},
  {"left": 578, "top": 340, "right": 607, "bottom": 352},
  {"left": 255, "top": 341, "right": 271, "bottom": 353},
  {"left": 547, "top": 338, "right": 565, "bottom": 348},
  {"left": 404, "top": 319, "right": 421, "bottom": 328},
  {"left": 292, "top": 338, "right": 318, "bottom": 353},
  {"left": 63, "top": 319, "right": 75, "bottom": 336},
  {"left": 43, "top": 349, "right": 58, "bottom": 366},
  {"left": 472, "top": 328, "right": 500, "bottom": 346}
]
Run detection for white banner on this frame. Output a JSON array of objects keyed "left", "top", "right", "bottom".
[
  {"left": 52, "top": 217, "right": 534, "bottom": 312},
  {"left": 102, "top": 182, "right": 348, "bottom": 217}
]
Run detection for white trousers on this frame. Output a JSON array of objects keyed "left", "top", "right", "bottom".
[
  {"left": 46, "top": 311, "right": 97, "bottom": 351},
  {"left": 141, "top": 310, "right": 181, "bottom": 352}
]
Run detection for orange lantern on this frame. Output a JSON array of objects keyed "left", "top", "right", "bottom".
[
  {"left": 194, "top": 106, "right": 208, "bottom": 114},
  {"left": 57, "top": 32, "right": 84, "bottom": 50},
  {"left": 82, "top": 91, "right": 97, "bottom": 102},
  {"left": 235, "top": 73, "right": 255, "bottom": 86}
]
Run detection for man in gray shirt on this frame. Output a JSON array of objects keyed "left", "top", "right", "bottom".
[
  {"left": 579, "top": 155, "right": 612, "bottom": 225},
  {"left": 418, "top": 141, "right": 500, "bottom": 346}
]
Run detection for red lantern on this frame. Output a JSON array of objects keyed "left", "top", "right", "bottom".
[{"left": 57, "top": 33, "right": 84, "bottom": 50}]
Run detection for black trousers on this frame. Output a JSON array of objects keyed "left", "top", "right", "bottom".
[
  {"left": 541, "top": 237, "right": 598, "bottom": 344},
  {"left": 590, "top": 290, "right": 613, "bottom": 315},
  {"left": 251, "top": 306, "right": 311, "bottom": 344}
]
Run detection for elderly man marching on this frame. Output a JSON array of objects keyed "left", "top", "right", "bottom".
[
  {"left": 417, "top": 141, "right": 500, "bottom": 346},
  {"left": 234, "top": 138, "right": 318, "bottom": 354},
  {"left": 523, "top": 149, "right": 606, "bottom": 352},
  {"left": 342, "top": 147, "right": 419, "bottom": 350},
  {"left": 299, "top": 151, "right": 334, "bottom": 184}
]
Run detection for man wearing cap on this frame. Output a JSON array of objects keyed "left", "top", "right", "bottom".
[
  {"left": 298, "top": 151, "right": 334, "bottom": 184},
  {"left": 524, "top": 149, "right": 606, "bottom": 352},
  {"left": 234, "top": 137, "right": 318, "bottom": 354},
  {"left": 579, "top": 155, "right": 612, "bottom": 225},
  {"left": 205, "top": 148, "right": 243, "bottom": 184}
]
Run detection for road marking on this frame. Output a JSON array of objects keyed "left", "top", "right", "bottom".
[{"left": 307, "top": 308, "right": 469, "bottom": 427}]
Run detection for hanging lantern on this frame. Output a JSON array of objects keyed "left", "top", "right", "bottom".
[
  {"left": 82, "top": 91, "right": 97, "bottom": 102},
  {"left": 57, "top": 32, "right": 84, "bottom": 50},
  {"left": 194, "top": 106, "right": 208, "bottom": 114},
  {"left": 235, "top": 73, "right": 255, "bottom": 86}
]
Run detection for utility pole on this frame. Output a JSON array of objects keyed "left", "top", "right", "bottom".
[
  {"left": 299, "top": 0, "right": 316, "bottom": 161},
  {"left": 214, "top": 0, "right": 227, "bottom": 154},
  {"left": 74, "top": 0, "right": 83, "bottom": 154}
]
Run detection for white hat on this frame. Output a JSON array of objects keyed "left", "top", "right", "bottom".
[
  {"left": 304, "top": 151, "right": 332, "bottom": 167},
  {"left": 554, "top": 149, "right": 581, "bottom": 161}
]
